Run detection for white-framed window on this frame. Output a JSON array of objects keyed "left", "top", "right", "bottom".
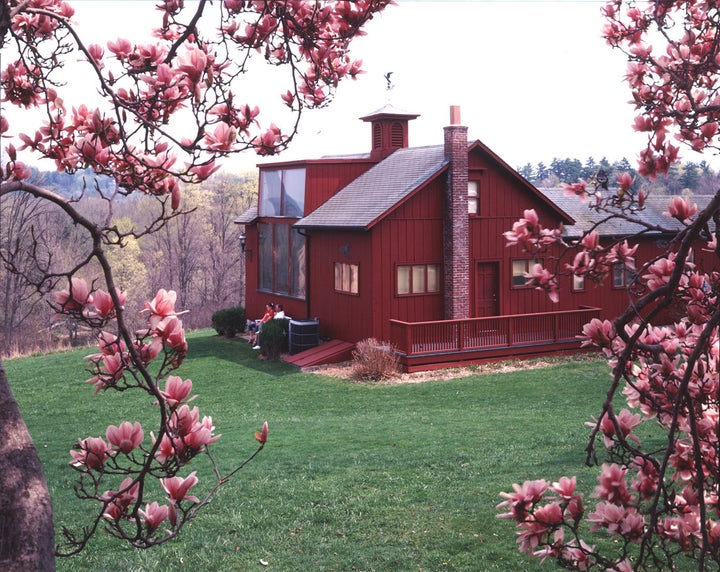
[
  {"left": 397, "top": 264, "right": 440, "bottom": 295},
  {"left": 511, "top": 258, "right": 542, "bottom": 287},
  {"left": 468, "top": 180, "right": 479, "bottom": 215},
  {"left": 613, "top": 258, "right": 636, "bottom": 288},
  {"left": 573, "top": 273, "right": 585, "bottom": 291},
  {"left": 334, "top": 262, "right": 359, "bottom": 295}
]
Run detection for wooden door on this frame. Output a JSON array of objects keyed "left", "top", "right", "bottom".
[{"left": 476, "top": 262, "right": 499, "bottom": 317}]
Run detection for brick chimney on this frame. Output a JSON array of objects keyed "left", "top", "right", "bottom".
[{"left": 443, "top": 105, "right": 469, "bottom": 320}]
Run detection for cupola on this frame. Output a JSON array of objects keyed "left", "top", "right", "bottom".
[{"left": 359, "top": 104, "right": 420, "bottom": 160}]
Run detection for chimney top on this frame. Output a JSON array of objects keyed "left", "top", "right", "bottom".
[{"left": 449, "top": 105, "right": 462, "bottom": 126}]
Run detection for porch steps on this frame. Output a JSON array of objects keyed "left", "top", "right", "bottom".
[{"left": 282, "top": 339, "right": 355, "bottom": 368}]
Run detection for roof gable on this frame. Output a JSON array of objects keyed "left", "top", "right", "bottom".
[{"left": 468, "top": 140, "right": 574, "bottom": 225}]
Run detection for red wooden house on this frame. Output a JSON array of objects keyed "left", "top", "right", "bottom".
[{"left": 235, "top": 105, "right": 716, "bottom": 371}]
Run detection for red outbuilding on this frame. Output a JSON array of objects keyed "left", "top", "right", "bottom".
[{"left": 235, "top": 105, "right": 716, "bottom": 371}]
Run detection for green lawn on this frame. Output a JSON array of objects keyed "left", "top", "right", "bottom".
[{"left": 5, "top": 330, "right": 611, "bottom": 571}]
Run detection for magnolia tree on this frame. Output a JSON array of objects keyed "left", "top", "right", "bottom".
[
  {"left": 498, "top": 1, "right": 720, "bottom": 570},
  {"left": 0, "top": 0, "right": 391, "bottom": 568}
]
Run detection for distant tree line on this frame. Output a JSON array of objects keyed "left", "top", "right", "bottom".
[
  {"left": 0, "top": 171, "right": 258, "bottom": 356},
  {"left": 516, "top": 156, "right": 720, "bottom": 195}
]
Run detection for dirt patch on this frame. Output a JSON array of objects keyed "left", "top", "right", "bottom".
[{"left": 301, "top": 353, "right": 603, "bottom": 384}]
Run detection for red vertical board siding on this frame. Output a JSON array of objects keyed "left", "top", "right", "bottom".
[
  {"left": 304, "top": 161, "right": 376, "bottom": 214},
  {"left": 373, "top": 180, "right": 445, "bottom": 340},
  {"left": 307, "top": 229, "right": 374, "bottom": 343}
]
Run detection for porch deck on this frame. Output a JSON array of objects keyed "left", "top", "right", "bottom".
[{"left": 389, "top": 306, "right": 601, "bottom": 372}]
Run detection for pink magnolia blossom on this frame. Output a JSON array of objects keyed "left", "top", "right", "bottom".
[
  {"left": 152, "top": 432, "right": 184, "bottom": 463},
  {"left": 86, "top": 351, "right": 125, "bottom": 394},
  {"left": 550, "top": 476, "right": 578, "bottom": 500},
  {"left": 204, "top": 122, "right": 237, "bottom": 151},
  {"left": 102, "top": 477, "right": 139, "bottom": 521},
  {"left": 591, "top": 409, "right": 642, "bottom": 448},
  {"left": 188, "top": 160, "right": 221, "bottom": 180},
  {"left": 642, "top": 253, "right": 676, "bottom": 291},
  {"left": 497, "top": 479, "right": 549, "bottom": 521},
  {"left": 183, "top": 415, "right": 220, "bottom": 451},
  {"left": 106, "top": 421, "right": 144, "bottom": 454},
  {"left": 525, "top": 264, "right": 560, "bottom": 303},
  {"left": 255, "top": 421, "right": 269, "bottom": 444},
  {"left": 154, "top": 316, "right": 188, "bottom": 354},
  {"left": 616, "top": 172, "right": 635, "bottom": 192},
  {"left": 664, "top": 196, "right": 698, "bottom": 222},
  {"left": 107, "top": 37, "right": 133, "bottom": 60},
  {"left": 91, "top": 287, "right": 126, "bottom": 319},
  {"left": 53, "top": 277, "right": 92, "bottom": 313},
  {"left": 97, "top": 331, "right": 125, "bottom": 355},
  {"left": 161, "top": 471, "right": 199, "bottom": 504},
  {"left": 160, "top": 375, "right": 195, "bottom": 408},
  {"left": 139, "top": 501, "right": 169, "bottom": 532},
  {"left": 142, "top": 289, "right": 186, "bottom": 328},
  {"left": 579, "top": 318, "right": 614, "bottom": 349},
  {"left": 562, "top": 179, "right": 588, "bottom": 199},
  {"left": 593, "top": 464, "right": 633, "bottom": 506},
  {"left": 70, "top": 436, "right": 110, "bottom": 471},
  {"left": 588, "top": 502, "right": 645, "bottom": 541},
  {"left": 134, "top": 338, "right": 163, "bottom": 364},
  {"left": 254, "top": 123, "right": 282, "bottom": 156}
]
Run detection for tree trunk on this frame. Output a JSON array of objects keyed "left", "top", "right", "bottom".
[{"left": 0, "top": 361, "right": 55, "bottom": 571}]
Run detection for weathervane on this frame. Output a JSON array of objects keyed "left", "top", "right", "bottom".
[{"left": 384, "top": 71, "right": 394, "bottom": 91}]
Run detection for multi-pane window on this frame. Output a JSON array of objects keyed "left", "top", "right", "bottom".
[
  {"left": 397, "top": 264, "right": 440, "bottom": 295},
  {"left": 259, "top": 168, "right": 306, "bottom": 217},
  {"left": 613, "top": 258, "right": 636, "bottom": 288},
  {"left": 258, "top": 222, "right": 306, "bottom": 298},
  {"left": 334, "top": 262, "right": 359, "bottom": 294},
  {"left": 511, "top": 259, "right": 542, "bottom": 287},
  {"left": 468, "top": 180, "right": 479, "bottom": 215}
]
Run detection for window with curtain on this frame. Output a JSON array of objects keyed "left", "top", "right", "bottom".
[
  {"left": 334, "top": 262, "right": 359, "bottom": 294},
  {"left": 396, "top": 264, "right": 440, "bottom": 295}
]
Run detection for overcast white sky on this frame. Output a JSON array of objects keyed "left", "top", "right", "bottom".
[
  {"left": 271, "top": 0, "right": 649, "bottom": 171},
  {"left": 13, "top": 1, "right": 717, "bottom": 172}
]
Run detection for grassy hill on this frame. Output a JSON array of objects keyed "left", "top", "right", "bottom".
[{"left": 5, "top": 330, "right": 612, "bottom": 571}]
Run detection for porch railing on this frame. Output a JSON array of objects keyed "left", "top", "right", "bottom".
[{"left": 389, "top": 306, "right": 601, "bottom": 357}]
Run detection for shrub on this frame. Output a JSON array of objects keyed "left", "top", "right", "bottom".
[
  {"left": 351, "top": 338, "right": 400, "bottom": 381},
  {"left": 211, "top": 306, "right": 246, "bottom": 338},
  {"left": 259, "top": 318, "right": 288, "bottom": 360}
]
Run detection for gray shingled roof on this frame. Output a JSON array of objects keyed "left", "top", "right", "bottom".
[
  {"left": 539, "top": 188, "right": 714, "bottom": 237},
  {"left": 294, "top": 145, "right": 449, "bottom": 230},
  {"left": 233, "top": 206, "right": 258, "bottom": 225}
]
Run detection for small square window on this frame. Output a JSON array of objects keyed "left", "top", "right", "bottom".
[
  {"left": 573, "top": 274, "right": 585, "bottom": 291},
  {"left": 335, "top": 262, "right": 359, "bottom": 294}
]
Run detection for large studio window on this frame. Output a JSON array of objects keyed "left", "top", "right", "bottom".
[
  {"left": 397, "top": 264, "right": 440, "bottom": 295},
  {"left": 512, "top": 258, "right": 542, "bottom": 287},
  {"left": 334, "top": 262, "right": 359, "bottom": 295},
  {"left": 259, "top": 168, "right": 306, "bottom": 217},
  {"left": 258, "top": 222, "right": 306, "bottom": 298}
]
